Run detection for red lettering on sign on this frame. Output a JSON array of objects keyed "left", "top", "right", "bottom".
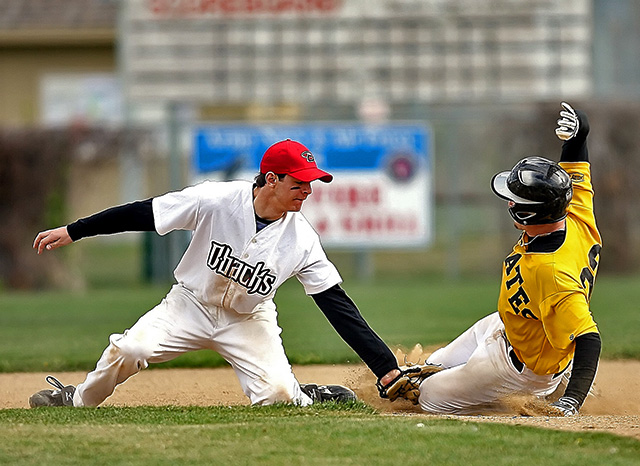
[
  {"left": 308, "top": 185, "right": 380, "bottom": 208},
  {"left": 339, "top": 215, "right": 418, "bottom": 234},
  {"left": 148, "top": 0, "right": 166, "bottom": 14},
  {"left": 314, "top": 218, "right": 328, "bottom": 234},
  {"left": 148, "top": 0, "right": 341, "bottom": 16}
]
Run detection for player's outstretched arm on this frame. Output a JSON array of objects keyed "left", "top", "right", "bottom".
[
  {"left": 311, "top": 284, "right": 400, "bottom": 383},
  {"left": 33, "top": 226, "right": 73, "bottom": 254},
  {"left": 34, "top": 199, "right": 157, "bottom": 256}
]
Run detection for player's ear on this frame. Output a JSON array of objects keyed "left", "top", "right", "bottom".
[{"left": 266, "top": 172, "right": 278, "bottom": 187}]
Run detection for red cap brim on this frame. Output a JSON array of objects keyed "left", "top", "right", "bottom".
[{"left": 288, "top": 167, "right": 333, "bottom": 183}]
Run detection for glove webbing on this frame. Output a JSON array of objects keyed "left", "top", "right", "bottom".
[{"left": 378, "top": 364, "right": 443, "bottom": 404}]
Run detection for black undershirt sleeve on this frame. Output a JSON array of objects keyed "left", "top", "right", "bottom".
[
  {"left": 66, "top": 198, "right": 156, "bottom": 241},
  {"left": 563, "top": 332, "right": 601, "bottom": 407},
  {"left": 560, "top": 109, "right": 589, "bottom": 163},
  {"left": 311, "top": 284, "right": 399, "bottom": 379}
]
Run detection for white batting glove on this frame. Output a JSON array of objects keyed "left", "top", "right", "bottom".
[
  {"left": 550, "top": 396, "right": 580, "bottom": 416},
  {"left": 555, "top": 102, "right": 580, "bottom": 141}
]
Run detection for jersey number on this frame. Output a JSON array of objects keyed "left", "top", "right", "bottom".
[{"left": 579, "top": 244, "right": 601, "bottom": 302}]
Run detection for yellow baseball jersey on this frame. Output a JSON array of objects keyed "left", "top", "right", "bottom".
[{"left": 498, "top": 162, "right": 601, "bottom": 376}]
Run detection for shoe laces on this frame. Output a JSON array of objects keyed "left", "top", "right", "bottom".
[{"left": 45, "top": 376, "right": 67, "bottom": 391}]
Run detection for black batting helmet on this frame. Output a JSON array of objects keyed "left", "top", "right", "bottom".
[{"left": 491, "top": 157, "right": 572, "bottom": 225}]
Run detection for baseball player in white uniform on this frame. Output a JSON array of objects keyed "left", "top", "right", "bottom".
[{"left": 30, "top": 139, "right": 402, "bottom": 408}]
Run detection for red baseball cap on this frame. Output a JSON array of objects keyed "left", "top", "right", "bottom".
[{"left": 260, "top": 139, "right": 333, "bottom": 183}]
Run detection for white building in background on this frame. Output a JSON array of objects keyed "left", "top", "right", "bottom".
[{"left": 120, "top": 0, "right": 592, "bottom": 119}]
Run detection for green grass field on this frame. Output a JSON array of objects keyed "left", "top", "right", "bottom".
[
  {"left": 1, "top": 242, "right": 639, "bottom": 463},
  {"left": 1, "top": 404, "right": 639, "bottom": 465},
  {"left": 1, "top": 271, "right": 638, "bottom": 372}
]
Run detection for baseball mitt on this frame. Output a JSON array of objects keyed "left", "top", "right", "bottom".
[{"left": 377, "top": 363, "right": 443, "bottom": 404}]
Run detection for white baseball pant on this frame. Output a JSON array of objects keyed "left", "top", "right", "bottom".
[
  {"left": 73, "top": 284, "right": 313, "bottom": 407},
  {"left": 419, "top": 312, "right": 564, "bottom": 414}
]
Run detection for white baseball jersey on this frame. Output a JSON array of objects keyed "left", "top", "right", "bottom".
[{"left": 152, "top": 180, "right": 342, "bottom": 314}]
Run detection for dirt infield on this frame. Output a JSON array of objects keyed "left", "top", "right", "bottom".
[{"left": 1, "top": 357, "right": 639, "bottom": 440}]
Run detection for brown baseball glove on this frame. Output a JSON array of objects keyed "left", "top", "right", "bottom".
[{"left": 377, "top": 363, "right": 443, "bottom": 404}]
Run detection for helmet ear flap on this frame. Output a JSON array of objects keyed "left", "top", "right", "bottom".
[{"left": 510, "top": 208, "right": 537, "bottom": 224}]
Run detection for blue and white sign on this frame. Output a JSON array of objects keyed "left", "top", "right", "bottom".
[{"left": 193, "top": 124, "right": 433, "bottom": 248}]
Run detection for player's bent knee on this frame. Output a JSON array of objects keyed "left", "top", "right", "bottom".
[
  {"left": 107, "top": 334, "right": 152, "bottom": 371},
  {"left": 418, "top": 380, "right": 461, "bottom": 414}
]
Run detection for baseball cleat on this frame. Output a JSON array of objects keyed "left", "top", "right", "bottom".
[
  {"left": 300, "top": 383, "right": 357, "bottom": 403},
  {"left": 29, "top": 375, "right": 76, "bottom": 407}
]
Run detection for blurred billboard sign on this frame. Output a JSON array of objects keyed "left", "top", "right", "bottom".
[
  {"left": 40, "top": 73, "right": 122, "bottom": 126},
  {"left": 193, "top": 123, "right": 433, "bottom": 248}
]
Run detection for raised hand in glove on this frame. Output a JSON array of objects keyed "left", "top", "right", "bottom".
[
  {"left": 555, "top": 102, "right": 580, "bottom": 141},
  {"left": 377, "top": 363, "right": 443, "bottom": 405},
  {"left": 550, "top": 396, "right": 581, "bottom": 416}
]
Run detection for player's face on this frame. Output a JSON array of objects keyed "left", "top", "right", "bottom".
[{"left": 273, "top": 175, "right": 313, "bottom": 213}]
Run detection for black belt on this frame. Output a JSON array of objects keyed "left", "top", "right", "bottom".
[
  {"left": 508, "top": 348, "right": 525, "bottom": 373},
  {"left": 508, "top": 346, "right": 567, "bottom": 379}
]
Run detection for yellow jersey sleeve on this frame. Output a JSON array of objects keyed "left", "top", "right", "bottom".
[
  {"left": 561, "top": 161, "right": 595, "bottom": 220},
  {"left": 539, "top": 290, "right": 599, "bottom": 351}
]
